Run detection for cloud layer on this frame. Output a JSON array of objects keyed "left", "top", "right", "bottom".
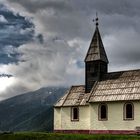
[{"left": 0, "top": 4, "right": 35, "bottom": 64}]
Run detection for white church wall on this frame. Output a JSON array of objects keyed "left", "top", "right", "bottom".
[
  {"left": 54, "top": 106, "right": 90, "bottom": 130},
  {"left": 90, "top": 101, "right": 140, "bottom": 130},
  {"left": 54, "top": 108, "right": 62, "bottom": 129}
]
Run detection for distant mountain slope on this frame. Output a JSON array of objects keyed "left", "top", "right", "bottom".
[{"left": 0, "top": 87, "right": 67, "bottom": 132}]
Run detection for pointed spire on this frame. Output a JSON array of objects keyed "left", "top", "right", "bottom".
[{"left": 85, "top": 17, "right": 108, "bottom": 63}]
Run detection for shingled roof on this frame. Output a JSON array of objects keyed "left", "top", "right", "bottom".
[
  {"left": 85, "top": 26, "right": 108, "bottom": 63},
  {"left": 89, "top": 69, "right": 140, "bottom": 102},
  {"left": 55, "top": 85, "right": 90, "bottom": 107},
  {"left": 55, "top": 69, "right": 140, "bottom": 107}
]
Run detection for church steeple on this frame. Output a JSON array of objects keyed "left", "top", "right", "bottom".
[
  {"left": 85, "top": 18, "right": 109, "bottom": 93},
  {"left": 85, "top": 21, "right": 108, "bottom": 63}
]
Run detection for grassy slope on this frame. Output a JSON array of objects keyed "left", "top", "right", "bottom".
[
  {"left": 0, "top": 87, "right": 67, "bottom": 132},
  {"left": 1, "top": 132, "right": 140, "bottom": 140}
]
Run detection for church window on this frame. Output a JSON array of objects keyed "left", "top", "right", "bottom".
[
  {"left": 124, "top": 102, "right": 134, "bottom": 120},
  {"left": 98, "top": 104, "right": 108, "bottom": 121},
  {"left": 71, "top": 107, "right": 79, "bottom": 121}
]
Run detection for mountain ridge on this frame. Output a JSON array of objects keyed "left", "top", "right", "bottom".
[{"left": 0, "top": 87, "right": 67, "bottom": 132}]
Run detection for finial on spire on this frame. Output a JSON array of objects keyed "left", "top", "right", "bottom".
[{"left": 93, "top": 12, "right": 99, "bottom": 26}]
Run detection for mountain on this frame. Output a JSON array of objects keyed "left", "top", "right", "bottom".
[{"left": 0, "top": 87, "right": 67, "bottom": 132}]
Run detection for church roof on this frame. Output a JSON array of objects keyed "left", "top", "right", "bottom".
[
  {"left": 85, "top": 26, "right": 108, "bottom": 63},
  {"left": 55, "top": 69, "right": 140, "bottom": 107},
  {"left": 55, "top": 85, "right": 90, "bottom": 107},
  {"left": 89, "top": 69, "right": 140, "bottom": 102}
]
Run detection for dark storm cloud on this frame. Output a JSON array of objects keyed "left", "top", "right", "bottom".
[
  {"left": 0, "top": 4, "right": 35, "bottom": 64},
  {"left": 68, "top": 0, "right": 140, "bottom": 16},
  {"left": 8, "top": 0, "right": 72, "bottom": 13},
  {"left": 0, "top": 73, "right": 12, "bottom": 78},
  {"left": 9, "top": 0, "right": 140, "bottom": 39},
  {"left": 6, "top": 0, "right": 140, "bottom": 74},
  {"left": 4, "top": 1, "right": 140, "bottom": 67},
  {"left": 37, "top": 34, "right": 44, "bottom": 44},
  {"left": 7, "top": 0, "right": 93, "bottom": 40},
  {"left": 8, "top": 0, "right": 140, "bottom": 16}
]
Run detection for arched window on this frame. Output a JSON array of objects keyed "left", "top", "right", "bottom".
[
  {"left": 99, "top": 104, "right": 108, "bottom": 121},
  {"left": 71, "top": 107, "right": 79, "bottom": 121},
  {"left": 124, "top": 102, "right": 134, "bottom": 120}
]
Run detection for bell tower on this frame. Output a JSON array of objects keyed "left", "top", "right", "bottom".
[{"left": 85, "top": 17, "right": 109, "bottom": 93}]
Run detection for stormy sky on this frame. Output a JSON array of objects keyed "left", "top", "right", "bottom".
[{"left": 0, "top": 0, "right": 140, "bottom": 100}]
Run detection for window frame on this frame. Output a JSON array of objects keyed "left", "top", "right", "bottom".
[
  {"left": 71, "top": 107, "right": 79, "bottom": 121},
  {"left": 123, "top": 102, "right": 134, "bottom": 121},
  {"left": 98, "top": 103, "right": 108, "bottom": 121}
]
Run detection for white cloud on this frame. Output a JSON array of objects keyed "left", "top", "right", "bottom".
[
  {"left": 0, "top": 39, "right": 84, "bottom": 99},
  {"left": 0, "top": 77, "right": 15, "bottom": 92},
  {"left": 0, "top": 15, "right": 8, "bottom": 23}
]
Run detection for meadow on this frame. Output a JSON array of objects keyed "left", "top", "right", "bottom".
[{"left": 1, "top": 132, "right": 140, "bottom": 140}]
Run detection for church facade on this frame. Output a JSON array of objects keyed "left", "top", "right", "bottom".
[{"left": 54, "top": 21, "right": 140, "bottom": 134}]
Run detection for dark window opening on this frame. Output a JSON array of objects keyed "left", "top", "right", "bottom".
[
  {"left": 99, "top": 104, "right": 107, "bottom": 121},
  {"left": 124, "top": 103, "right": 134, "bottom": 120},
  {"left": 101, "top": 105, "right": 107, "bottom": 119},
  {"left": 71, "top": 107, "right": 79, "bottom": 121},
  {"left": 126, "top": 104, "right": 132, "bottom": 118}
]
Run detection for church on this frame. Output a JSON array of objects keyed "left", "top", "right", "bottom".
[{"left": 54, "top": 19, "right": 140, "bottom": 134}]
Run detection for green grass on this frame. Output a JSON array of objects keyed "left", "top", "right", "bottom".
[{"left": 0, "top": 132, "right": 140, "bottom": 140}]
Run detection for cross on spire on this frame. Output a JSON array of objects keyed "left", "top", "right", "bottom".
[{"left": 93, "top": 12, "right": 99, "bottom": 26}]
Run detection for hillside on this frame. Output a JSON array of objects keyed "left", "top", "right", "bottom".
[{"left": 0, "top": 87, "right": 67, "bottom": 132}]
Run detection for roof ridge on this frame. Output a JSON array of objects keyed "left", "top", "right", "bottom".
[
  {"left": 71, "top": 85, "right": 85, "bottom": 87},
  {"left": 108, "top": 69, "right": 140, "bottom": 74}
]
